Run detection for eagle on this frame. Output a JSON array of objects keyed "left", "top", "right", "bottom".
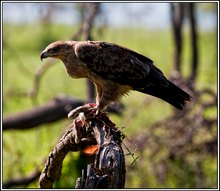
[{"left": 40, "top": 41, "right": 191, "bottom": 116}]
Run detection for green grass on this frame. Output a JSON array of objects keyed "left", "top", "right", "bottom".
[{"left": 2, "top": 23, "right": 217, "bottom": 188}]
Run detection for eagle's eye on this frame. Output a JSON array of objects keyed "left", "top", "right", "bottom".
[{"left": 50, "top": 46, "right": 61, "bottom": 53}]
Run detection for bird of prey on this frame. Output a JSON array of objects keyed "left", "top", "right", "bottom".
[{"left": 40, "top": 41, "right": 191, "bottom": 116}]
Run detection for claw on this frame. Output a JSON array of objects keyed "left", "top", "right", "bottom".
[
  {"left": 67, "top": 103, "right": 101, "bottom": 119},
  {"left": 68, "top": 104, "right": 92, "bottom": 119},
  {"left": 89, "top": 104, "right": 101, "bottom": 116}
]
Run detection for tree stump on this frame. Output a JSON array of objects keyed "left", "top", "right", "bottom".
[{"left": 39, "top": 104, "right": 126, "bottom": 188}]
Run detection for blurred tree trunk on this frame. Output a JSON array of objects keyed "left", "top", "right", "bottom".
[
  {"left": 188, "top": 3, "right": 198, "bottom": 84},
  {"left": 171, "top": 3, "right": 185, "bottom": 74},
  {"left": 170, "top": 2, "right": 199, "bottom": 89}
]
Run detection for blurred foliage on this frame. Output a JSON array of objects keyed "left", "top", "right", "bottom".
[{"left": 2, "top": 6, "right": 217, "bottom": 188}]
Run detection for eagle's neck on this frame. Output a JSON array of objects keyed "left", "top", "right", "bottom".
[{"left": 61, "top": 54, "right": 88, "bottom": 78}]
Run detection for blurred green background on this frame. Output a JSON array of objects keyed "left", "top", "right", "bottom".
[{"left": 2, "top": 2, "right": 218, "bottom": 189}]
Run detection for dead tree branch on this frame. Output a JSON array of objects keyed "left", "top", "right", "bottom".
[
  {"left": 3, "top": 95, "right": 84, "bottom": 130},
  {"left": 39, "top": 105, "right": 125, "bottom": 188}
]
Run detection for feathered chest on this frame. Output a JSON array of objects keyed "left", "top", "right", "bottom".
[{"left": 61, "top": 55, "right": 89, "bottom": 78}]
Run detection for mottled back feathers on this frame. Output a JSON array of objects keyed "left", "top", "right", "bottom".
[{"left": 75, "top": 41, "right": 169, "bottom": 89}]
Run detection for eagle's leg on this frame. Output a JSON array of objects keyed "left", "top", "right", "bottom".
[
  {"left": 94, "top": 89, "right": 113, "bottom": 115},
  {"left": 68, "top": 85, "right": 112, "bottom": 118},
  {"left": 67, "top": 85, "right": 101, "bottom": 119},
  {"left": 93, "top": 84, "right": 104, "bottom": 115}
]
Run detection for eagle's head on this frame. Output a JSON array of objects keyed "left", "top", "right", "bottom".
[{"left": 40, "top": 41, "right": 74, "bottom": 61}]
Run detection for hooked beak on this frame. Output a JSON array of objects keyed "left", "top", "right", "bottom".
[{"left": 40, "top": 51, "right": 48, "bottom": 61}]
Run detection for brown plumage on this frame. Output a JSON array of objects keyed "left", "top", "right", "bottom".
[{"left": 40, "top": 40, "right": 191, "bottom": 112}]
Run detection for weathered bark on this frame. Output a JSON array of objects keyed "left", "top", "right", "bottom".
[{"left": 39, "top": 105, "right": 125, "bottom": 188}]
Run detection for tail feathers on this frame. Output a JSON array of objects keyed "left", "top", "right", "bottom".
[{"left": 137, "top": 81, "right": 191, "bottom": 110}]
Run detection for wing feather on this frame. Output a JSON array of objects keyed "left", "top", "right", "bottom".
[{"left": 75, "top": 41, "right": 169, "bottom": 88}]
